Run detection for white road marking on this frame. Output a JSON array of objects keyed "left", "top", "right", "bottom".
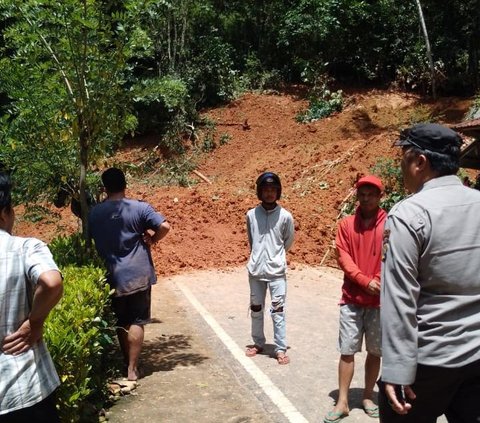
[{"left": 177, "top": 282, "right": 309, "bottom": 423}]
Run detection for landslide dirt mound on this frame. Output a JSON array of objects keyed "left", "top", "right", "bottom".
[{"left": 14, "top": 88, "right": 472, "bottom": 275}]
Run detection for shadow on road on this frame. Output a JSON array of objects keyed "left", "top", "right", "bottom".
[
  {"left": 141, "top": 334, "right": 209, "bottom": 376},
  {"left": 327, "top": 388, "right": 379, "bottom": 412}
]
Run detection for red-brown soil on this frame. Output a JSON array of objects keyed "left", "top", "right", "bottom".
[{"left": 14, "top": 88, "right": 473, "bottom": 275}]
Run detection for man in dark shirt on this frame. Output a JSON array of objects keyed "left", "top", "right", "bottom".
[{"left": 89, "top": 168, "right": 170, "bottom": 381}]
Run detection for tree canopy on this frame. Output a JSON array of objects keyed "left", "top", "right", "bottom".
[{"left": 1, "top": 0, "right": 479, "bottom": 230}]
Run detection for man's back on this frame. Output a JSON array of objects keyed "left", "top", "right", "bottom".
[
  {"left": 89, "top": 198, "right": 165, "bottom": 295},
  {"left": 384, "top": 175, "right": 480, "bottom": 368}
]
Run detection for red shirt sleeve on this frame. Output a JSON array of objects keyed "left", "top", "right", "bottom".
[{"left": 335, "top": 219, "right": 372, "bottom": 288}]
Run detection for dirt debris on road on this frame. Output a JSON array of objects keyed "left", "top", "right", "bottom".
[{"left": 14, "top": 90, "right": 472, "bottom": 276}]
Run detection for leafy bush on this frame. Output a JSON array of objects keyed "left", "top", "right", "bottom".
[
  {"left": 47, "top": 233, "right": 118, "bottom": 421},
  {"left": 133, "top": 76, "right": 191, "bottom": 154},
  {"left": 219, "top": 133, "right": 232, "bottom": 145},
  {"left": 296, "top": 88, "right": 343, "bottom": 122},
  {"left": 296, "top": 70, "right": 344, "bottom": 123},
  {"left": 187, "top": 34, "right": 238, "bottom": 106},
  {"left": 44, "top": 265, "right": 117, "bottom": 423},
  {"left": 239, "top": 53, "right": 283, "bottom": 92},
  {"left": 394, "top": 40, "right": 447, "bottom": 96},
  {"left": 49, "top": 232, "right": 104, "bottom": 268}
]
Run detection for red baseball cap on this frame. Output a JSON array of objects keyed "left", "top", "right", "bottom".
[{"left": 356, "top": 175, "right": 384, "bottom": 192}]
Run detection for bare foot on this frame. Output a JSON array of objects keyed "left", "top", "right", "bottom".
[{"left": 127, "top": 368, "right": 139, "bottom": 381}]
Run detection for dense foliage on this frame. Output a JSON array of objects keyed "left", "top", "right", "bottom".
[
  {"left": 44, "top": 267, "right": 114, "bottom": 422},
  {"left": 47, "top": 235, "right": 117, "bottom": 422},
  {"left": 1, "top": 0, "right": 480, "bottom": 212}
]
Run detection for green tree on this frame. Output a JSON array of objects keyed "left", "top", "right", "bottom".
[{"left": 0, "top": 0, "right": 137, "bottom": 240}]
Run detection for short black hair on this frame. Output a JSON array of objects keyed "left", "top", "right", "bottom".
[
  {"left": 409, "top": 144, "right": 460, "bottom": 176},
  {"left": 101, "top": 168, "right": 126, "bottom": 193},
  {"left": 0, "top": 172, "right": 12, "bottom": 213}
]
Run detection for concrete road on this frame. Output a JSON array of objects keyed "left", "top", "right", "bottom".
[{"left": 108, "top": 265, "right": 447, "bottom": 423}]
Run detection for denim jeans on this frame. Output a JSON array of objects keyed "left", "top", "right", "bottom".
[{"left": 249, "top": 276, "right": 287, "bottom": 354}]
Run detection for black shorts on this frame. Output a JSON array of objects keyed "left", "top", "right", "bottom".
[
  {"left": 112, "top": 287, "right": 151, "bottom": 327},
  {"left": 0, "top": 393, "right": 59, "bottom": 423}
]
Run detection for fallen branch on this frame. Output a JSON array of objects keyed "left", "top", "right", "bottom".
[
  {"left": 193, "top": 170, "right": 212, "bottom": 185},
  {"left": 320, "top": 242, "right": 335, "bottom": 266}
]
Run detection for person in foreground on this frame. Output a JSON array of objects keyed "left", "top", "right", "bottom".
[
  {"left": 324, "top": 175, "right": 387, "bottom": 423},
  {"left": 379, "top": 123, "right": 480, "bottom": 422},
  {"left": 0, "top": 172, "right": 63, "bottom": 422},
  {"left": 89, "top": 167, "right": 170, "bottom": 381},
  {"left": 245, "top": 172, "right": 294, "bottom": 365}
]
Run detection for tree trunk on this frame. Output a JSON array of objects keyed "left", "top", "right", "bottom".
[
  {"left": 414, "top": 0, "right": 436, "bottom": 99},
  {"left": 79, "top": 121, "right": 90, "bottom": 248}
]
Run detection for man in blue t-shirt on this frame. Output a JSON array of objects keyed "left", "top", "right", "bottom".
[{"left": 89, "top": 168, "right": 170, "bottom": 381}]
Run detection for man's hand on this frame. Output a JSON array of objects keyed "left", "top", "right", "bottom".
[
  {"left": 385, "top": 383, "right": 416, "bottom": 415},
  {"left": 2, "top": 269, "right": 62, "bottom": 355},
  {"left": 1, "top": 319, "right": 43, "bottom": 355},
  {"left": 143, "top": 231, "right": 154, "bottom": 247},
  {"left": 366, "top": 279, "right": 381, "bottom": 295},
  {"left": 143, "top": 221, "right": 170, "bottom": 247}
]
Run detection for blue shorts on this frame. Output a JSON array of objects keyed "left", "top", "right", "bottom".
[{"left": 112, "top": 287, "right": 151, "bottom": 327}]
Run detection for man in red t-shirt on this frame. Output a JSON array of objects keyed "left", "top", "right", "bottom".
[{"left": 324, "top": 175, "right": 387, "bottom": 423}]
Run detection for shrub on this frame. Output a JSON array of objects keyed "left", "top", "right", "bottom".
[
  {"left": 132, "top": 76, "right": 192, "bottom": 155},
  {"left": 187, "top": 34, "right": 238, "bottom": 106},
  {"left": 240, "top": 53, "right": 283, "bottom": 92},
  {"left": 49, "top": 232, "right": 104, "bottom": 268},
  {"left": 219, "top": 133, "right": 232, "bottom": 145},
  {"left": 296, "top": 86, "right": 344, "bottom": 123},
  {"left": 370, "top": 158, "right": 406, "bottom": 211},
  {"left": 44, "top": 265, "right": 116, "bottom": 422},
  {"left": 47, "top": 233, "right": 118, "bottom": 422}
]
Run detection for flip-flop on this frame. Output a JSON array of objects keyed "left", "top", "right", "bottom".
[
  {"left": 323, "top": 410, "right": 349, "bottom": 423},
  {"left": 245, "top": 345, "right": 263, "bottom": 357},
  {"left": 276, "top": 352, "right": 290, "bottom": 365},
  {"left": 362, "top": 404, "right": 379, "bottom": 418}
]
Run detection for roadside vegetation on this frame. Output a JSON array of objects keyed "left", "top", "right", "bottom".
[
  {"left": 2, "top": 0, "right": 480, "bottom": 224},
  {"left": 1, "top": 0, "right": 480, "bottom": 420}
]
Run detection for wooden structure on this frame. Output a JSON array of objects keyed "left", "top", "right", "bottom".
[{"left": 452, "top": 118, "right": 480, "bottom": 170}]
